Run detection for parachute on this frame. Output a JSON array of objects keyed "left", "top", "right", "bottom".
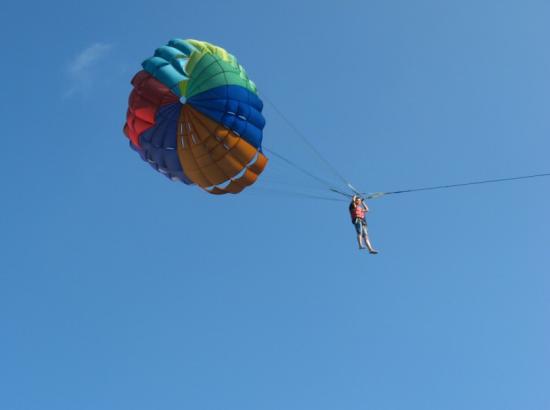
[{"left": 123, "top": 39, "right": 268, "bottom": 194}]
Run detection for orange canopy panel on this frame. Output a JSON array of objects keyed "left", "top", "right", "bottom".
[{"left": 177, "top": 106, "right": 268, "bottom": 194}]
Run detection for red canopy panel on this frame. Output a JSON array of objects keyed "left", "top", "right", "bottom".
[{"left": 123, "top": 71, "right": 179, "bottom": 147}]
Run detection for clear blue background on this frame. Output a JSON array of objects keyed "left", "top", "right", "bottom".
[{"left": 1, "top": 1, "right": 549, "bottom": 409}]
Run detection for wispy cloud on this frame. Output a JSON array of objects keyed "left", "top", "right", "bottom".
[{"left": 65, "top": 43, "right": 113, "bottom": 97}]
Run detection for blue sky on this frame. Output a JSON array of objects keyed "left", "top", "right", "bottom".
[{"left": 1, "top": 1, "right": 549, "bottom": 409}]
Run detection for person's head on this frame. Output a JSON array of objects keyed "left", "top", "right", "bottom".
[{"left": 353, "top": 195, "right": 361, "bottom": 204}]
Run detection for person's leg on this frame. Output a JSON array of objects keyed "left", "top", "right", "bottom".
[
  {"left": 355, "top": 221, "right": 365, "bottom": 249},
  {"left": 362, "top": 224, "right": 378, "bottom": 254}
]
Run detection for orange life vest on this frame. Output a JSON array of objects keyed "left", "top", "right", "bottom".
[{"left": 350, "top": 204, "right": 366, "bottom": 221}]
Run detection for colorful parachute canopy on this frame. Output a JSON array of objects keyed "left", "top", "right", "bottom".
[{"left": 123, "top": 39, "right": 267, "bottom": 194}]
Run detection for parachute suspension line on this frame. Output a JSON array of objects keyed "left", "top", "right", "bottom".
[
  {"left": 262, "top": 94, "right": 357, "bottom": 193},
  {"left": 362, "top": 172, "right": 550, "bottom": 199},
  {"left": 329, "top": 187, "right": 354, "bottom": 199},
  {"left": 263, "top": 147, "right": 351, "bottom": 200},
  {"left": 250, "top": 187, "right": 347, "bottom": 202}
]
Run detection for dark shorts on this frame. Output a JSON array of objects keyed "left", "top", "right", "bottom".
[{"left": 353, "top": 218, "right": 367, "bottom": 235}]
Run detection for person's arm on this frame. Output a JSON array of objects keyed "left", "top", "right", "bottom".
[{"left": 362, "top": 201, "right": 369, "bottom": 212}]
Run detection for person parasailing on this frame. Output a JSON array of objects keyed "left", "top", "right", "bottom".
[{"left": 349, "top": 195, "right": 378, "bottom": 253}]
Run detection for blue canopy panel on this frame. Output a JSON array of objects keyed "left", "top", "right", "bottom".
[
  {"left": 142, "top": 43, "right": 194, "bottom": 97},
  {"left": 133, "top": 103, "right": 193, "bottom": 184},
  {"left": 167, "top": 39, "right": 197, "bottom": 57},
  {"left": 187, "top": 85, "right": 265, "bottom": 149}
]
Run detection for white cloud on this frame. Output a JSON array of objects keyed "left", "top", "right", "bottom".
[
  {"left": 69, "top": 43, "right": 113, "bottom": 73},
  {"left": 65, "top": 43, "right": 113, "bottom": 97}
]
